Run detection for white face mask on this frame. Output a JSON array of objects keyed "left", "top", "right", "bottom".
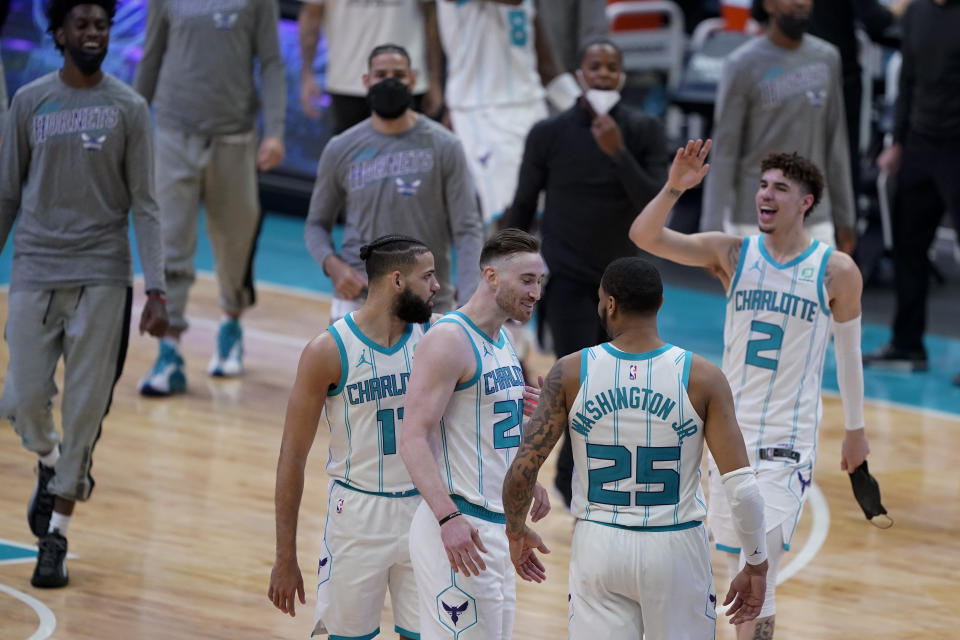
[
  {"left": 576, "top": 70, "right": 625, "bottom": 116},
  {"left": 584, "top": 89, "right": 621, "bottom": 116}
]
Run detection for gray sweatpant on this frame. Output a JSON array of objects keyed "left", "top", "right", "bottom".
[
  {"left": 155, "top": 127, "right": 261, "bottom": 332},
  {"left": 1, "top": 285, "right": 132, "bottom": 502},
  {"left": 539, "top": 0, "right": 609, "bottom": 73}
]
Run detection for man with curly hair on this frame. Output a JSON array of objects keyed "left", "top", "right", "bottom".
[
  {"left": 630, "top": 141, "right": 871, "bottom": 638},
  {"left": 0, "top": 0, "right": 168, "bottom": 588}
]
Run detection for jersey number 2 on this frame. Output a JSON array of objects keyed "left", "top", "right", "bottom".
[
  {"left": 376, "top": 407, "right": 403, "bottom": 456},
  {"left": 587, "top": 444, "right": 680, "bottom": 506},
  {"left": 493, "top": 399, "right": 523, "bottom": 449},
  {"left": 745, "top": 320, "right": 784, "bottom": 371}
]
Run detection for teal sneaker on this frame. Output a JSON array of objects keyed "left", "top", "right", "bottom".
[
  {"left": 208, "top": 318, "right": 243, "bottom": 377},
  {"left": 138, "top": 341, "right": 187, "bottom": 396}
]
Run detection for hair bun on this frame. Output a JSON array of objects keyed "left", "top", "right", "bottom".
[{"left": 359, "top": 245, "right": 371, "bottom": 260}]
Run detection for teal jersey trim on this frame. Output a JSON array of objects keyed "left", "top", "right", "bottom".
[
  {"left": 327, "top": 325, "right": 349, "bottom": 396},
  {"left": 447, "top": 310, "right": 505, "bottom": 347},
  {"left": 817, "top": 245, "right": 834, "bottom": 317},
  {"left": 681, "top": 350, "right": 692, "bottom": 390},
  {"left": 588, "top": 519, "right": 702, "bottom": 533},
  {"left": 329, "top": 629, "right": 380, "bottom": 640},
  {"left": 395, "top": 625, "right": 420, "bottom": 639},
  {"left": 344, "top": 313, "right": 413, "bottom": 355},
  {"left": 579, "top": 348, "right": 589, "bottom": 385},
  {"left": 758, "top": 235, "right": 819, "bottom": 270},
  {"left": 727, "top": 236, "right": 750, "bottom": 300},
  {"left": 335, "top": 480, "right": 419, "bottom": 498},
  {"left": 716, "top": 543, "right": 741, "bottom": 554},
  {"left": 451, "top": 495, "right": 506, "bottom": 524},
  {"left": 600, "top": 342, "right": 673, "bottom": 361},
  {"left": 434, "top": 317, "right": 482, "bottom": 390}
]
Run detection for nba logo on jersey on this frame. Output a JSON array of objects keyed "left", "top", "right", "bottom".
[
  {"left": 629, "top": 364, "right": 638, "bottom": 380},
  {"left": 336, "top": 498, "right": 344, "bottom": 514}
]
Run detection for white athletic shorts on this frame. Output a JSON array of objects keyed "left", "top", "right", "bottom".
[
  {"left": 449, "top": 99, "right": 548, "bottom": 224},
  {"left": 707, "top": 459, "right": 814, "bottom": 554},
  {"left": 313, "top": 480, "right": 421, "bottom": 639},
  {"left": 569, "top": 519, "right": 717, "bottom": 640},
  {"left": 408, "top": 500, "right": 516, "bottom": 640}
]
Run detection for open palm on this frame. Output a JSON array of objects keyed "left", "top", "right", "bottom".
[{"left": 667, "top": 138, "right": 712, "bottom": 191}]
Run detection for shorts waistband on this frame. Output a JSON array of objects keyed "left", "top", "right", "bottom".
[
  {"left": 334, "top": 480, "right": 419, "bottom": 498},
  {"left": 451, "top": 495, "right": 505, "bottom": 524},
  {"left": 584, "top": 519, "right": 702, "bottom": 533}
]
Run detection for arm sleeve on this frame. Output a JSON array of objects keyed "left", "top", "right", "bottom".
[
  {"left": 892, "top": 9, "right": 914, "bottom": 145},
  {"left": 256, "top": 0, "right": 287, "bottom": 140},
  {"left": 0, "top": 93, "right": 29, "bottom": 251},
  {"left": 304, "top": 143, "right": 345, "bottom": 273},
  {"left": 721, "top": 467, "right": 768, "bottom": 566},
  {"left": 824, "top": 49, "right": 856, "bottom": 230},
  {"left": 442, "top": 137, "right": 484, "bottom": 305},
  {"left": 502, "top": 120, "right": 550, "bottom": 231},
  {"left": 132, "top": 0, "right": 169, "bottom": 104},
  {"left": 126, "top": 100, "right": 166, "bottom": 293},
  {"left": 611, "top": 114, "right": 670, "bottom": 212},
  {"left": 701, "top": 58, "right": 748, "bottom": 231},
  {"left": 833, "top": 315, "right": 866, "bottom": 431}
]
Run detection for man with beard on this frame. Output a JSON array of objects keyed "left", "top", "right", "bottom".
[
  {"left": 399, "top": 229, "right": 551, "bottom": 640},
  {"left": 701, "top": 0, "right": 857, "bottom": 256},
  {"left": 630, "top": 140, "right": 871, "bottom": 638},
  {"left": 503, "top": 257, "right": 768, "bottom": 639},
  {"left": 0, "top": 0, "right": 168, "bottom": 588},
  {"left": 306, "top": 44, "right": 483, "bottom": 324},
  {"left": 134, "top": 0, "right": 286, "bottom": 395},
  {"left": 269, "top": 235, "right": 441, "bottom": 640}
]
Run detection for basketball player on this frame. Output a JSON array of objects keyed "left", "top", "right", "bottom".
[
  {"left": 435, "top": 0, "right": 576, "bottom": 224},
  {"left": 0, "top": 0, "right": 168, "bottom": 588},
  {"left": 399, "top": 229, "right": 551, "bottom": 640},
  {"left": 503, "top": 257, "right": 768, "bottom": 638},
  {"left": 268, "top": 235, "right": 440, "bottom": 640},
  {"left": 629, "top": 139, "right": 871, "bottom": 638}
]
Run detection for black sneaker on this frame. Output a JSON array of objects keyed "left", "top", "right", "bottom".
[
  {"left": 27, "top": 462, "right": 56, "bottom": 537},
  {"left": 31, "top": 530, "right": 68, "bottom": 588},
  {"left": 862, "top": 344, "right": 928, "bottom": 372}
]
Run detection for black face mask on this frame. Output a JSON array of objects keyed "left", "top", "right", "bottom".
[
  {"left": 849, "top": 460, "right": 893, "bottom": 529},
  {"left": 66, "top": 44, "right": 107, "bottom": 76},
  {"left": 775, "top": 13, "right": 810, "bottom": 41},
  {"left": 367, "top": 78, "right": 412, "bottom": 120}
]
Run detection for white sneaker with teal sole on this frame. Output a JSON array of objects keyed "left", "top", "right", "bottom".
[
  {"left": 139, "top": 341, "right": 187, "bottom": 396},
  {"left": 208, "top": 318, "right": 243, "bottom": 377}
]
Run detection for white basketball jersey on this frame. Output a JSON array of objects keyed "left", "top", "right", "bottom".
[
  {"left": 324, "top": 313, "right": 428, "bottom": 495},
  {"left": 723, "top": 236, "right": 834, "bottom": 468},
  {"left": 433, "top": 311, "right": 525, "bottom": 515},
  {"left": 436, "top": 0, "right": 545, "bottom": 109},
  {"left": 570, "top": 343, "right": 707, "bottom": 530}
]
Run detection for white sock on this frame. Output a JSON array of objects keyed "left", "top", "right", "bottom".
[
  {"left": 48, "top": 512, "right": 71, "bottom": 536},
  {"left": 222, "top": 314, "right": 239, "bottom": 325},
  {"left": 39, "top": 448, "right": 60, "bottom": 468},
  {"left": 161, "top": 336, "right": 180, "bottom": 349}
]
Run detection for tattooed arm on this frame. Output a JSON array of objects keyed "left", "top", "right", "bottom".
[
  {"left": 502, "top": 354, "right": 578, "bottom": 582},
  {"left": 627, "top": 139, "right": 743, "bottom": 290}
]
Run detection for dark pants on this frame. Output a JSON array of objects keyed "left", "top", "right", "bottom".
[
  {"left": 891, "top": 132, "right": 960, "bottom": 352},
  {"left": 329, "top": 93, "right": 427, "bottom": 135},
  {"left": 842, "top": 72, "right": 862, "bottom": 202},
  {"left": 542, "top": 276, "right": 608, "bottom": 507}
]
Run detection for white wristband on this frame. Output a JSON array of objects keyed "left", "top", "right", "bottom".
[
  {"left": 721, "top": 467, "right": 767, "bottom": 566},
  {"left": 545, "top": 72, "right": 580, "bottom": 111},
  {"left": 833, "top": 316, "right": 866, "bottom": 431}
]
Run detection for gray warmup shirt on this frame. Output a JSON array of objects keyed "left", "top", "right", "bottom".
[
  {"left": 134, "top": 0, "right": 285, "bottom": 139},
  {"left": 306, "top": 116, "right": 483, "bottom": 311},
  {"left": 702, "top": 34, "right": 854, "bottom": 231},
  {"left": 0, "top": 72, "right": 164, "bottom": 293}
]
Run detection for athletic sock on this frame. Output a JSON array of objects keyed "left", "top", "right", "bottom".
[
  {"left": 39, "top": 448, "right": 60, "bottom": 468},
  {"left": 48, "top": 512, "right": 71, "bottom": 536}
]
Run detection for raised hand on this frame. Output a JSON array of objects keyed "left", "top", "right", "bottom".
[{"left": 667, "top": 138, "right": 712, "bottom": 193}]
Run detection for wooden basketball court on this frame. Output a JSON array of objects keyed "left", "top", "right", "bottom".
[{"left": 1, "top": 278, "right": 958, "bottom": 639}]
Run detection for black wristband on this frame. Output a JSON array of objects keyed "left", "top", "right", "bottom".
[{"left": 438, "top": 510, "right": 462, "bottom": 527}]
